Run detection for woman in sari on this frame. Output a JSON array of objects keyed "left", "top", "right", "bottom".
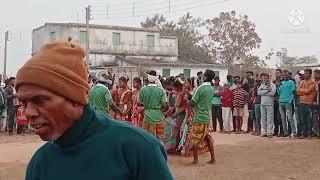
[
  {"left": 112, "top": 76, "right": 132, "bottom": 122},
  {"left": 131, "top": 77, "right": 144, "bottom": 127},
  {"left": 165, "top": 78, "right": 189, "bottom": 154}
]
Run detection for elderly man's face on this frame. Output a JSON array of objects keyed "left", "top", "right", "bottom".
[{"left": 17, "top": 85, "right": 78, "bottom": 141}]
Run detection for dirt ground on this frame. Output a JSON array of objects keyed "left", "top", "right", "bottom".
[{"left": 0, "top": 132, "right": 320, "bottom": 180}]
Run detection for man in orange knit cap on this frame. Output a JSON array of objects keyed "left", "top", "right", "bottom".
[{"left": 16, "top": 40, "right": 173, "bottom": 180}]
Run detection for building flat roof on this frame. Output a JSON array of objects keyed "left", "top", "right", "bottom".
[
  {"left": 33, "top": 22, "right": 174, "bottom": 34},
  {"left": 115, "top": 56, "right": 227, "bottom": 68}
]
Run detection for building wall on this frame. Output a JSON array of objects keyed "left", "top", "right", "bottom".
[
  {"left": 149, "top": 66, "right": 228, "bottom": 82},
  {"left": 32, "top": 24, "right": 178, "bottom": 65}
]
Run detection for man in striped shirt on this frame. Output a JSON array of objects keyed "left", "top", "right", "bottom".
[{"left": 232, "top": 82, "right": 247, "bottom": 134}]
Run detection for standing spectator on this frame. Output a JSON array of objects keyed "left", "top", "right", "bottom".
[
  {"left": 196, "top": 71, "right": 203, "bottom": 86},
  {"left": 294, "top": 71, "right": 303, "bottom": 85},
  {"left": 258, "top": 73, "right": 276, "bottom": 137},
  {"left": 273, "top": 69, "right": 284, "bottom": 136},
  {"left": 211, "top": 76, "right": 224, "bottom": 132},
  {"left": 294, "top": 70, "right": 304, "bottom": 134},
  {"left": 16, "top": 104, "right": 28, "bottom": 135},
  {"left": 226, "top": 75, "right": 236, "bottom": 90},
  {"left": 312, "top": 69, "right": 320, "bottom": 136},
  {"left": 221, "top": 83, "right": 233, "bottom": 134},
  {"left": 4, "top": 77, "right": 18, "bottom": 135},
  {"left": 279, "top": 70, "right": 297, "bottom": 138},
  {"left": 243, "top": 71, "right": 255, "bottom": 93},
  {"left": 296, "top": 69, "right": 317, "bottom": 138},
  {"left": 232, "top": 82, "right": 247, "bottom": 134},
  {"left": 233, "top": 76, "right": 241, "bottom": 84},
  {"left": 252, "top": 74, "right": 263, "bottom": 136},
  {"left": 243, "top": 71, "right": 255, "bottom": 133},
  {"left": 232, "top": 76, "right": 241, "bottom": 132},
  {"left": 0, "top": 74, "right": 5, "bottom": 132}
]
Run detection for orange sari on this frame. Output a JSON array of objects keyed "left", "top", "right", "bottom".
[
  {"left": 112, "top": 87, "right": 132, "bottom": 121},
  {"left": 131, "top": 89, "right": 144, "bottom": 127}
]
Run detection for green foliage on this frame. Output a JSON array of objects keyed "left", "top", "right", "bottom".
[
  {"left": 141, "top": 13, "right": 212, "bottom": 62},
  {"left": 141, "top": 12, "right": 264, "bottom": 71}
]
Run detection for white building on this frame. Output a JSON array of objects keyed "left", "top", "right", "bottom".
[{"left": 32, "top": 23, "right": 228, "bottom": 83}]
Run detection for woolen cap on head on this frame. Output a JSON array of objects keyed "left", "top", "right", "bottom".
[{"left": 15, "top": 40, "right": 90, "bottom": 105}]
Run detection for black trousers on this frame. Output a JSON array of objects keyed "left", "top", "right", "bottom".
[
  {"left": 274, "top": 103, "right": 284, "bottom": 135},
  {"left": 247, "top": 110, "right": 254, "bottom": 130},
  {"left": 7, "top": 106, "right": 17, "bottom": 133},
  {"left": 212, "top": 105, "right": 223, "bottom": 131}
]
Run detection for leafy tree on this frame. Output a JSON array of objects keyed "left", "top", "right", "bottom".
[
  {"left": 141, "top": 14, "right": 176, "bottom": 36},
  {"left": 141, "top": 13, "right": 212, "bottom": 62},
  {"left": 205, "top": 11, "right": 262, "bottom": 72},
  {"left": 273, "top": 48, "right": 318, "bottom": 69}
]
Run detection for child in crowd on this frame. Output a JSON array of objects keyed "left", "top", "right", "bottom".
[
  {"left": 16, "top": 104, "right": 29, "bottom": 135},
  {"left": 232, "top": 82, "right": 247, "bottom": 133}
]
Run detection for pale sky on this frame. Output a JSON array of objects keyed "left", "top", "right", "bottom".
[{"left": 0, "top": 0, "right": 319, "bottom": 76}]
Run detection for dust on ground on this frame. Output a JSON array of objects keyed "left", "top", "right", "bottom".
[{"left": 0, "top": 132, "right": 320, "bottom": 180}]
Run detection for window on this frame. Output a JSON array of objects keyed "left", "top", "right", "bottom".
[
  {"left": 162, "top": 69, "right": 170, "bottom": 77},
  {"left": 183, "top": 69, "right": 191, "bottom": 78},
  {"left": 112, "top": 32, "right": 121, "bottom": 45},
  {"left": 49, "top": 32, "right": 56, "bottom": 41},
  {"left": 146, "top": 35, "right": 155, "bottom": 47},
  {"left": 79, "top": 31, "right": 87, "bottom": 44}
]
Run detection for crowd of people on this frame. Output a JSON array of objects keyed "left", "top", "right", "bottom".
[
  {"left": 2, "top": 40, "right": 320, "bottom": 179},
  {"left": 0, "top": 75, "right": 29, "bottom": 135},
  {"left": 87, "top": 67, "right": 320, "bottom": 164},
  {"left": 88, "top": 69, "right": 216, "bottom": 165},
  {"left": 3, "top": 66, "right": 320, "bottom": 164}
]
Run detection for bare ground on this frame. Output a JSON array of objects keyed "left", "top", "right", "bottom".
[{"left": 0, "top": 132, "right": 320, "bottom": 180}]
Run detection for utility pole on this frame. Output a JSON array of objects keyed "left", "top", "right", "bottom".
[
  {"left": 85, "top": 5, "right": 91, "bottom": 67},
  {"left": 3, "top": 31, "right": 9, "bottom": 80},
  {"left": 169, "top": 0, "right": 171, "bottom": 13},
  {"left": 132, "top": 0, "right": 135, "bottom": 16},
  {"left": 106, "top": 0, "right": 109, "bottom": 18}
]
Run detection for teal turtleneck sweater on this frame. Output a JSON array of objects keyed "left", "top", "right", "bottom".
[{"left": 25, "top": 105, "right": 173, "bottom": 180}]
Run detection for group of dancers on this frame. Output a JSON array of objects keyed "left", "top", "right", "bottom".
[{"left": 88, "top": 69, "right": 216, "bottom": 165}]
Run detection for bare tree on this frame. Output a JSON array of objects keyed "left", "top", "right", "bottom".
[{"left": 205, "top": 11, "right": 262, "bottom": 72}]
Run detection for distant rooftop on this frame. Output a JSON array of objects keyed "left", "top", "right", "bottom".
[
  {"left": 115, "top": 56, "right": 226, "bottom": 67},
  {"left": 33, "top": 22, "right": 171, "bottom": 34}
]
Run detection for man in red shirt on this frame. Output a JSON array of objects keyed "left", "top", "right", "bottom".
[{"left": 221, "top": 84, "right": 233, "bottom": 134}]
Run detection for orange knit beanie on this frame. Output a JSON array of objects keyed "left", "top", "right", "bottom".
[{"left": 15, "top": 40, "right": 90, "bottom": 105}]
